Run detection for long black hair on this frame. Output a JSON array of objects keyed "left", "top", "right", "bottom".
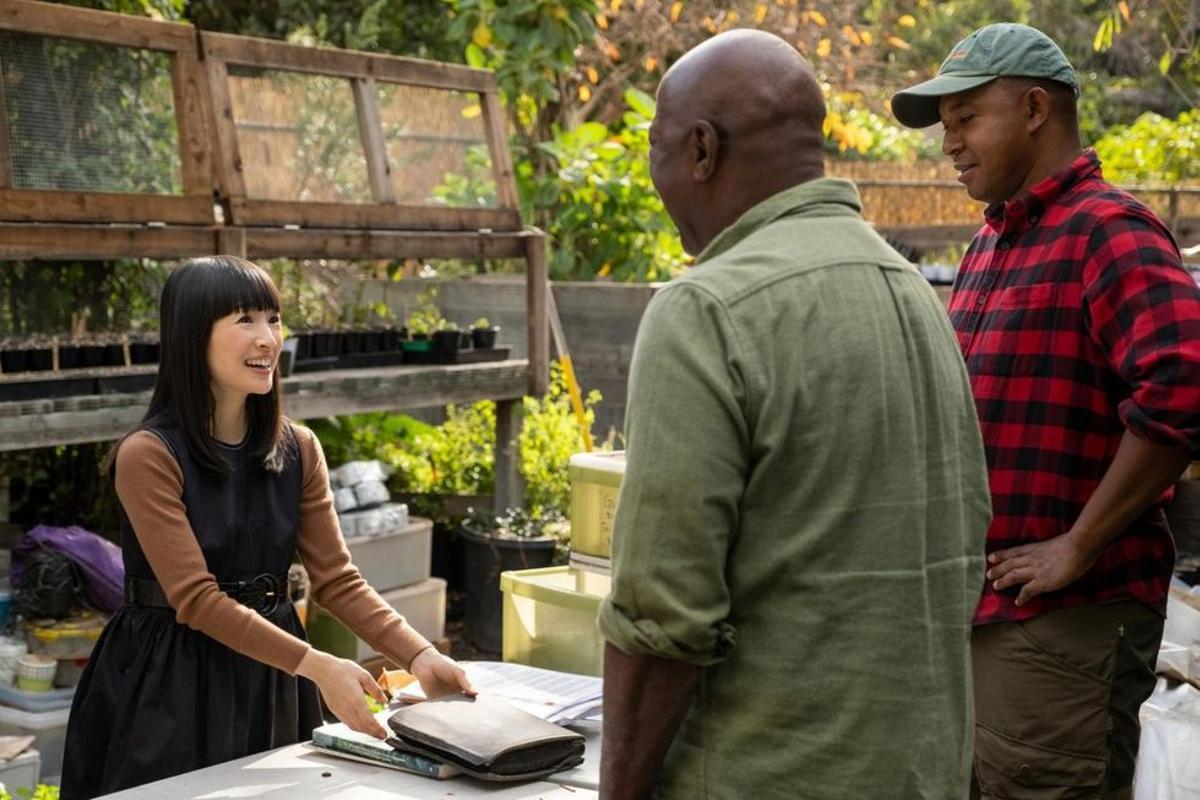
[{"left": 104, "top": 256, "right": 289, "bottom": 478}]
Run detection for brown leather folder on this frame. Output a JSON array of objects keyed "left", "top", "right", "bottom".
[{"left": 386, "top": 693, "right": 586, "bottom": 782}]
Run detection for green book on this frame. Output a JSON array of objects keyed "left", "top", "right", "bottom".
[{"left": 308, "top": 713, "right": 461, "bottom": 779}]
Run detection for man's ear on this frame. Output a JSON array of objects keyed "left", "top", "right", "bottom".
[
  {"left": 692, "top": 120, "right": 720, "bottom": 182},
  {"left": 1023, "top": 86, "right": 1051, "bottom": 135}
]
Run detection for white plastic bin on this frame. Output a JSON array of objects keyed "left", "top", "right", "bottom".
[
  {"left": 355, "top": 577, "right": 446, "bottom": 662},
  {"left": 345, "top": 516, "right": 430, "bottom": 593},
  {"left": 0, "top": 703, "right": 69, "bottom": 783}
]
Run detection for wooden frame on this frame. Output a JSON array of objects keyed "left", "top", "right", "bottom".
[
  {"left": 0, "top": 0, "right": 215, "bottom": 225},
  {"left": 200, "top": 31, "right": 521, "bottom": 231},
  {"left": 0, "top": 2, "right": 551, "bottom": 482}
]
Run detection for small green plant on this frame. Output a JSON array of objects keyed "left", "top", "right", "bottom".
[
  {"left": 472, "top": 317, "right": 492, "bottom": 330},
  {"left": 519, "top": 362, "right": 602, "bottom": 517},
  {"left": 406, "top": 286, "right": 448, "bottom": 337}
]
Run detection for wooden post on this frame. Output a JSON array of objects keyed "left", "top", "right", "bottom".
[
  {"left": 217, "top": 227, "right": 247, "bottom": 258},
  {"left": 481, "top": 90, "right": 518, "bottom": 209},
  {"left": 524, "top": 230, "right": 549, "bottom": 397},
  {"left": 352, "top": 77, "right": 396, "bottom": 204},
  {"left": 0, "top": 66, "right": 11, "bottom": 188},
  {"left": 1168, "top": 187, "right": 1181, "bottom": 236},
  {"left": 494, "top": 398, "right": 523, "bottom": 511}
]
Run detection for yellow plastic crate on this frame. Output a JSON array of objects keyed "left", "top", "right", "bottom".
[
  {"left": 500, "top": 566, "right": 611, "bottom": 677},
  {"left": 568, "top": 451, "right": 625, "bottom": 560}
]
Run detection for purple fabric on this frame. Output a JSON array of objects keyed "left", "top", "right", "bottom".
[{"left": 10, "top": 525, "right": 124, "bottom": 613}]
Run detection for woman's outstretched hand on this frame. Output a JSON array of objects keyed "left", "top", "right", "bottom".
[
  {"left": 409, "top": 646, "right": 476, "bottom": 699},
  {"left": 297, "top": 649, "right": 389, "bottom": 739}
]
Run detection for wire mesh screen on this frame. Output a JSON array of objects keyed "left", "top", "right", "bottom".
[
  {"left": 376, "top": 83, "right": 498, "bottom": 208},
  {"left": 0, "top": 31, "right": 182, "bottom": 194},
  {"left": 227, "top": 66, "right": 371, "bottom": 203}
]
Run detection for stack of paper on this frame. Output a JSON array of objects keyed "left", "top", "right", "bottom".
[{"left": 396, "top": 661, "right": 603, "bottom": 725}]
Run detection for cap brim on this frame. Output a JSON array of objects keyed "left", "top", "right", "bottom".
[{"left": 890, "top": 74, "right": 998, "bottom": 128}]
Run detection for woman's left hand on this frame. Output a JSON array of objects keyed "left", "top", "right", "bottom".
[{"left": 410, "top": 646, "right": 476, "bottom": 699}]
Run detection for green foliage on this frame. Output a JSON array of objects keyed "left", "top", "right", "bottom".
[
  {"left": 0, "top": 782, "right": 60, "bottom": 800},
  {"left": 520, "top": 89, "right": 686, "bottom": 281},
  {"left": 387, "top": 401, "right": 497, "bottom": 497},
  {"left": 472, "top": 317, "right": 491, "bottom": 330},
  {"left": 446, "top": 0, "right": 597, "bottom": 118},
  {"left": 465, "top": 505, "right": 568, "bottom": 542},
  {"left": 519, "top": 363, "right": 601, "bottom": 516},
  {"left": 1093, "top": 110, "right": 1200, "bottom": 184},
  {"left": 824, "top": 90, "right": 940, "bottom": 161},
  {"left": 310, "top": 364, "right": 600, "bottom": 518},
  {"left": 406, "top": 286, "right": 449, "bottom": 336}
]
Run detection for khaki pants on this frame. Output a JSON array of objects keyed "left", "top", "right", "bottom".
[{"left": 970, "top": 601, "right": 1163, "bottom": 800}]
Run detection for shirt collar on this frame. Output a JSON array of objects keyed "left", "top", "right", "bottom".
[
  {"left": 984, "top": 149, "right": 1101, "bottom": 235},
  {"left": 695, "top": 178, "right": 863, "bottom": 265}
]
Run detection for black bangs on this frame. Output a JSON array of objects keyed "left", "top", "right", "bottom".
[{"left": 203, "top": 257, "right": 282, "bottom": 320}]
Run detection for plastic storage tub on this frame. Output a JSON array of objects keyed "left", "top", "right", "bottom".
[
  {"left": 26, "top": 613, "right": 105, "bottom": 660},
  {"left": 0, "top": 748, "right": 40, "bottom": 793},
  {"left": 345, "top": 516, "right": 431, "bottom": 593},
  {"left": 568, "top": 451, "right": 625, "bottom": 560},
  {"left": 0, "top": 703, "right": 70, "bottom": 783},
  {"left": 307, "top": 577, "right": 446, "bottom": 664},
  {"left": 500, "top": 566, "right": 611, "bottom": 677}
]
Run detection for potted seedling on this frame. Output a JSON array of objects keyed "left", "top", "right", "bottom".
[
  {"left": 471, "top": 317, "right": 500, "bottom": 350},
  {"left": 459, "top": 507, "right": 564, "bottom": 653},
  {"left": 431, "top": 321, "right": 461, "bottom": 355}
]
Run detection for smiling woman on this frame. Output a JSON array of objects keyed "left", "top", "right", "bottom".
[{"left": 60, "top": 256, "right": 474, "bottom": 799}]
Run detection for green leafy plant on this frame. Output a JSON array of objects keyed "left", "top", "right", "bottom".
[
  {"left": 472, "top": 317, "right": 492, "bottom": 330},
  {"left": 520, "top": 89, "right": 687, "bottom": 281},
  {"left": 464, "top": 506, "right": 568, "bottom": 542},
  {"left": 406, "top": 286, "right": 449, "bottom": 336},
  {"left": 519, "top": 362, "right": 602, "bottom": 517},
  {"left": 1093, "top": 109, "right": 1200, "bottom": 185},
  {"left": 0, "top": 783, "right": 60, "bottom": 800}
]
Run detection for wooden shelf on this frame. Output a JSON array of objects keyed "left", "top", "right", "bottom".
[{"left": 0, "top": 360, "right": 529, "bottom": 452}]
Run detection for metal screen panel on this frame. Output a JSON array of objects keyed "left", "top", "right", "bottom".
[
  {"left": 227, "top": 65, "right": 370, "bottom": 203},
  {"left": 0, "top": 30, "right": 182, "bottom": 194},
  {"left": 376, "top": 83, "right": 497, "bottom": 208}
]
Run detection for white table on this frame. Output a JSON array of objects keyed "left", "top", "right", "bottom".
[{"left": 99, "top": 729, "right": 600, "bottom": 799}]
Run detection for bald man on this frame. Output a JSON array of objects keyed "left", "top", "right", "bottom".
[{"left": 596, "top": 30, "right": 991, "bottom": 799}]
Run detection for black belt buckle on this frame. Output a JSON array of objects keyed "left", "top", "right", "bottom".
[{"left": 236, "top": 573, "right": 282, "bottom": 616}]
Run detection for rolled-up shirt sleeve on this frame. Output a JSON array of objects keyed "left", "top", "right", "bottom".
[
  {"left": 597, "top": 283, "right": 749, "bottom": 666},
  {"left": 1083, "top": 211, "right": 1200, "bottom": 458}
]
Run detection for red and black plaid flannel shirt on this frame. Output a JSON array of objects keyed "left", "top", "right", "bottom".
[{"left": 948, "top": 149, "right": 1200, "bottom": 626}]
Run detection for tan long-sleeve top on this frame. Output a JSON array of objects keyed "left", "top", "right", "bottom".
[{"left": 114, "top": 425, "right": 430, "bottom": 675}]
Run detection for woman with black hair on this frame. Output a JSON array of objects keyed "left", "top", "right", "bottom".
[{"left": 60, "top": 256, "right": 472, "bottom": 797}]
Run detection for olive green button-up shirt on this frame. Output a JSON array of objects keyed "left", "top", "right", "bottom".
[{"left": 598, "top": 178, "right": 991, "bottom": 799}]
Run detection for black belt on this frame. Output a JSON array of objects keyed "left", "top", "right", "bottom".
[{"left": 125, "top": 573, "right": 289, "bottom": 616}]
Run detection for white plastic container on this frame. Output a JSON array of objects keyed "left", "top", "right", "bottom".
[
  {"left": 568, "top": 451, "right": 625, "bottom": 560},
  {"left": 0, "top": 635, "right": 28, "bottom": 686},
  {"left": 346, "top": 516, "right": 431, "bottom": 593},
  {"left": 355, "top": 577, "right": 446, "bottom": 662},
  {"left": 0, "top": 748, "right": 40, "bottom": 792},
  {"left": 0, "top": 704, "right": 70, "bottom": 782},
  {"left": 15, "top": 655, "right": 55, "bottom": 692}
]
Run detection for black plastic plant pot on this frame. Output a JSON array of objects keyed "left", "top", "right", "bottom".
[
  {"left": 80, "top": 345, "right": 105, "bottom": 368},
  {"left": 129, "top": 342, "right": 159, "bottom": 365},
  {"left": 103, "top": 343, "right": 125, "bottom": 367},
  {"left": 471, "top": 327, "right": 499, "bottom": 349},
  {"left": 26, "top": 348, "right": 53, "bottom": 372},
  {"left": 340, "top": 330, "right": 362, "bottom": 355},
  {"left": 381, "top": 328, "right": 400, "bottom": 352},
  {"left": 0, "top": 350, "right": 28, "bottom": 373},
  {"left": 431, "top": 330, "right": 461, "bottom": 354},
  {"left": 459, "top": 524, "right": 557, "bottom": 654},
  {"left": 293, "top": 332, "right": 312, "bottom": 361},
  {"left": 58, "top": 345, "right": 82, "bottom": 370}
]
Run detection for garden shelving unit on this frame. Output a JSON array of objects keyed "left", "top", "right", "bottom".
[{"left": 0, "top": 0, "right": 549, "bottom": 508}]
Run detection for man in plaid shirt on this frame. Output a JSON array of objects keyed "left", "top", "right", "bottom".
[{"left": 893, "top": 23, "right": 1200, "bottom": 799}]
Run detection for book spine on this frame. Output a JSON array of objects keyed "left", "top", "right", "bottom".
[{"left": 311, "top": 731, "right": 443, "bottom": 777}]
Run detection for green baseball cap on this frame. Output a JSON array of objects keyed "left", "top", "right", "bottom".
[{"left": 890, "top": 23, "right": 1079, "bottom": 128}]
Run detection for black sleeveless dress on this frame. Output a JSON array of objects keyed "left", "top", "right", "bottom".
[{"left": 60, "top": 424, "right": 323, "bottom": 799}]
